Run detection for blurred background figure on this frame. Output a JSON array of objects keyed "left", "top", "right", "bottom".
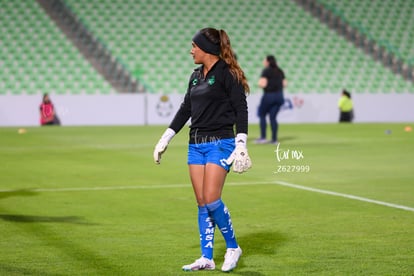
[
  {"left": 256, "top": 55, "right": 287, "bottom": 144},
  {"left": 40, "top": 93, "right": 60, "bottom": 126},
  {"left": 338, "top": 89, "right": 354, "bottom": 123}
]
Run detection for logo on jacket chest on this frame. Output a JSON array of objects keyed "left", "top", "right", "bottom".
[
  {"left": 207, "top": 75, "right": 215, "bottom": 85},
  {"left": 192, "top": 75, "right": 216, "bottom": 86}
]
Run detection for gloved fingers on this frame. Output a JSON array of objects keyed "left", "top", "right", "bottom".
[
  {"left": 153, "top": 148, "right": 161, "bottom": 164},
  {"left": 233, "top": 160, "right": 239, "bottom": 172},
  {"left": 153, "top": 142, "right": 167, "bottom": 164},
  {"left": 233, "top": 159, "right": 244, "bottom": 173},
  {"left": 245, "top": 156, "right": 252, "bottom": 169},
  {"left": 232, "top": 156, "right": 252, "bottom": 173}
]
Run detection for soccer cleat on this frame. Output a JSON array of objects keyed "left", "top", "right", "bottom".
[
  {"left": 182, "top": 256, "right": 215, "bottom": 271},
  {"left": 221, "top": 246, "right": 242, "bottom": 272},
  {"left": 254, "top": 138, "right": 268, "bottom": 144}
]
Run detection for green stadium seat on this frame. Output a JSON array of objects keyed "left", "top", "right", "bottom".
[
  {"left": 318, "top": 0, "right": 414, "bottom": 68},
  {"left": 2, "top": 0, "right": 413, "bottom": 95},
  {"left": 0, "top": 1, "right": 114, "bottom": 95}
]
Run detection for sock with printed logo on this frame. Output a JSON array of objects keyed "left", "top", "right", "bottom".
[
  {"left": 198, "top": 205, "right": 215, "bottom": 259},
  {"left": 206, "top": 199, "right": 238, "bottom": 249}
]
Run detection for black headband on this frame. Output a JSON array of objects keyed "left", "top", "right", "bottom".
[{"left": 192, "top": 31, "right": 220, "bottom": 56}]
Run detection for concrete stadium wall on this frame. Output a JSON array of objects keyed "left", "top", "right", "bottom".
[{"left": 0, "top": 93, "right": 413, "bottom": 127}]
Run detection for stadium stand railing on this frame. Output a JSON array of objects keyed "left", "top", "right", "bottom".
[{"left": 39, "top": 0, "right": 144, "bottom": 93}]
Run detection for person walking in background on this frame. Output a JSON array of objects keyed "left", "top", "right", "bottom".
[
  {"left": 256, "top": 55, "right": 287, "bottom": 144},
  {"left": 338, "top": 89, "right": 354, "bottom": 122},
  {"left": 39, "top": 93, "right": 60, "bottom": 126},
  {"left": 153, "top": 27, "right": 252, "bottom": 272}
]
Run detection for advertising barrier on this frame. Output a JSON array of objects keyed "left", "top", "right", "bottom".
[{"left": 0, "top": 93, "right": 413, "bottom": 126}]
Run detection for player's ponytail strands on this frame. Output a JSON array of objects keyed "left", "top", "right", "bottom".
[{"left": 218, "top": 29, "right": 250, "bottom": 94}]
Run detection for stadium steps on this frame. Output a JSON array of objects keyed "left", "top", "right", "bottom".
[{"left": 36, "top": 0, "right": 143, "bottom": 93}]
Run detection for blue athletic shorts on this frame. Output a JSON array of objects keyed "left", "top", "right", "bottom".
[{"left": 187, "top": 138, "right": 235, "bottom": 171}]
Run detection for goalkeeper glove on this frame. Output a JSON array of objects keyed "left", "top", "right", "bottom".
[
  {"left": 225, "top": 133, "right": 252, "bottom": 173},
  {"left": 153, "top": 128, "right": 176, "bottom": 164}
]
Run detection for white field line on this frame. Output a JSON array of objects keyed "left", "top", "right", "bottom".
[
  {"left": 274, "top": 180, "right": 414, "bottom": 213},
  {"left": 1, "top": 181, "right": 413, "bottom": 213}
]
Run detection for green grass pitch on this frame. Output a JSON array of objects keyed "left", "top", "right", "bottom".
[{"left": 0, "top": 123, "right": 413, "bottom": 275}]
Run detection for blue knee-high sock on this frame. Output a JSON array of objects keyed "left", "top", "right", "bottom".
[
  {"left": 206, "top": 199, "right": 238, "bottom": 249},
  {"left": 198, "top": 205, "right": 215, "bottom": 259}
]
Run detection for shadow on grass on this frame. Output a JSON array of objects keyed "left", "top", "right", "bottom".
[
  {"left": 249, "top": 136, "right": 297, "bottom": 145},
  {"left": 0, "top": 214, "right": 95, "bottom": 225},
  {"left": 191, "top": 231, "right": 287, "bottom": 275},
  {"left": 238, "top": 230, "right": 288, "bottom": 256},
  {"left": 0, "top": 189, "right": 38, "bottom": 200},
  {"left": 0, "top": 264, "right": 66, "bottom": 276},
  {"left": 0, "top": 191, "right": 121, "bottom": 274},
  {"left": 233, "top": 272, "right": 267, "bottom": 276},
  {"left": 278, "top": 136, "right": 297, "bottom": 143},
  {"left": 230, "top": 231, "right": 288, "bottom": 276},
  {"left": 0, "top": 211, "right": 122, "bottom": 274},
  {"left": 0, "top": 189, "right": 95, "bottom": 225}
]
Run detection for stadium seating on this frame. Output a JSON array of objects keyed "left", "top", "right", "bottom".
[
  {"left": 1, "top": 0, "right": 413, "bottom": 95},
  {"left": 64, "top": 0, "right": 414, "bottom": 94},
  {"left": 0, "top": 0, "right": 114, "bottom": 95},
  {"left": 317, "top": 0, "right": 414, "bottom": 66}
]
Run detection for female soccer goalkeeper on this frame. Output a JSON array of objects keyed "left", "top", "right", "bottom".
[{"left": 153, "top": 27, "right": 252, "bottom": 272}]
